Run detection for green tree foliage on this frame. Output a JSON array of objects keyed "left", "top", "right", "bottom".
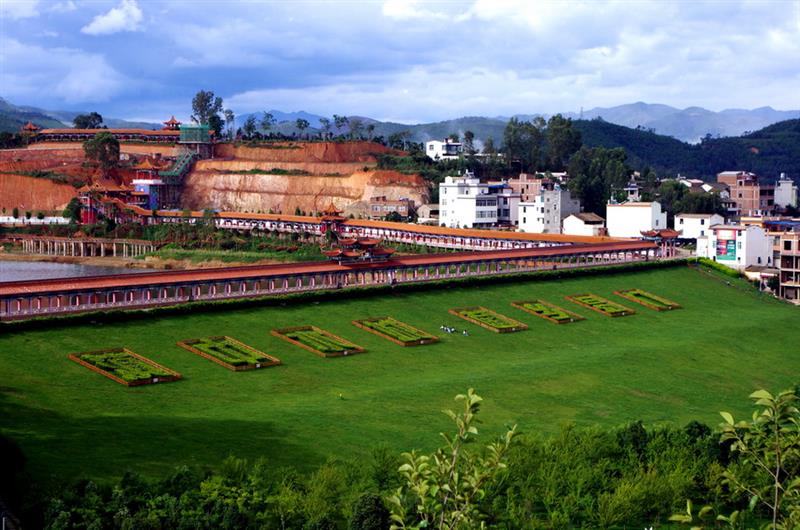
[
  {"left": 502, "top": 117, "right": 546, "bottom": 172},
  {"left": 261, "top": 112, "right": 276, "bottom": 133},
  {"left": 720, "top": 389, "right": 800, "bottom": 529},
  {"left": 333, "top": 114, "right": 349, "bottom": 135},
  {"left": 463, "top": 130, "right": 476, "bottom": 156},
  {"left": 567, "top": 146, "right": 630, "bottom": 216},
  {"left": 546, "top": 114, "right": 582, "bottom": 170},
  {"left": 191, "top": 90, "right": 224, "bottom": 135},
  {"left": 350, "top": 493, "right": 391, "bottom": 530},
  {"left": 223, "top": 109, "right": 235, "bottom": 140},
  {"left": 296, "top": 118, "right": 310, "bottom": 137},
  {"left": 349, "top": 117, "right": 365, "bottom": 140},
  {"left": 655, "top": 181, "right": 726, "bottom": 220},
  {"left": 83, "top": 132, "right": 120, "bottom": 172},
  {"left": 11, "top": 207, "right": 19, "bottom": 219},
  {"left": 243, "top": 115, "right": 257, "bottom": 139},
  {"left": 387, "top": 388, "right": 517, "bottom": 529},
  {"left": 72, "top": 112, "right": 103, "bottom": 129}
]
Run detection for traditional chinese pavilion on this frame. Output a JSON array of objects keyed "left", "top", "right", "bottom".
[
  {"left": 641, "top": 228, "right": 681, "bottom": 257},
  {"left": 320, "top": 202, "right": 347, "bottom": 234},
  {"left": 323, "top": 237, "right": 396, "bottom": 265},
  {"left": 162, "top": 116, "right": 181, "bottom": 131},
  {"left": 21, "top": 121, "right": 40, "bottom": 133}
]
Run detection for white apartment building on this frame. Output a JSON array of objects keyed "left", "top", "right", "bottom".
[
  {"left": 775, "top": 173, "right": 798, "bottom": 209},
  {"left": 518, "top": 187, "right": 581, "bottom": 234},
  {"left": 605, "top": 201, "right": 667, "bottom": 238},
  {"left": 425, "top": 138, "right": 463, "bottom": 161},
  {"left": 438, "top": 174, "right": 497, "bottom": 228},
  {"left": 674, "top": 213, "right": 724, "bottom": 240},
  {"left": 699, "top": 225, "right": 773, "bottom": 270},
  {"left": 563, "top": 212, "right": 606, "bottom": 237}
]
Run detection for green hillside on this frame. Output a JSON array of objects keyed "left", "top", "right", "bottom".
[{"left": 574, "top": 118, "right": 800, "bottom": 180}]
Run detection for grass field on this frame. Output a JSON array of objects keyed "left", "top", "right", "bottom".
[{"left": 1, "top": 265, "right": 798, "bottom": 486}]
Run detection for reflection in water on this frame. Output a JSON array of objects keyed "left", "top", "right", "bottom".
[{"left": 0, "top": 260, "right": 147, "bottom": 282}]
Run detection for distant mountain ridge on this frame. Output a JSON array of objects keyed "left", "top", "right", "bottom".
[
  {"left": 0, "top": 97, "right": 160, "bottom": 133},
  {"left": 560, "top": 102, "right": 800, "bottom": 143}
]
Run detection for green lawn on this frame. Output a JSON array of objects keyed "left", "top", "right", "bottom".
[{"left": 1, "top": 266, "right": 798, "bottom": 486}]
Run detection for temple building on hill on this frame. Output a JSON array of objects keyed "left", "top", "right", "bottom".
[
  {"left": 27, "top": 117, "right": 214, "bottom": 150},
  {"left": 163, "top": 116, "right": 181, "bottom": 130},
  {"left": 323, "top": 237, "right": 396, "bottom": 265},
  {"left": 131, "top": 157, "right": 169, "bottom": 210}
]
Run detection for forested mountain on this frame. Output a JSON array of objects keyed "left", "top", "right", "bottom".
[{"left": 574, "top": 118, "right": 800, "bottom": 180}]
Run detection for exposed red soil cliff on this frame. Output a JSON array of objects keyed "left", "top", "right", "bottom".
[
  {"left": 183, "top": 142, "right": 426, "bottom": 213},
  {"left": 0, "top": 173, "right": 77, "bottom": 212}
]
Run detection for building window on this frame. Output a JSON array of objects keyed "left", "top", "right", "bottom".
[
  {"left": 785, "top": 241, "right": 793, "bottom": 251},
  {"left": 700, "top": 230, "right": 704, "bottom": 236},
  {"left": 679, "top": 218, "right": 684, "bottom": 224},
  {"left": 700, "top": 219, "right": 705, "bottom": 225},
  {"left": 656, "top": 219, "right": 660, "bottom": 226},
  {"left": 738, "top": 242, "right": 742, "bottom": 250}
]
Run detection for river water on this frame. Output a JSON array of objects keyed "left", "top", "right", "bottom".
[{"left": 0, "top": 260, "right": 147, "bottom": 282}]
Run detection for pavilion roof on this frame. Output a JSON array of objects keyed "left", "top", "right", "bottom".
[
  {"left": 640, "top": 228, "right": 681, "bottom": 238},
  {"left": 135, "top": 157, "right": 166, "bottom": 170},
  {"left": 163, "top": 116, "right": 181, "bottom": 125},
  {"left": 22, "top": 121, "right": 40, "bottom": 132}
]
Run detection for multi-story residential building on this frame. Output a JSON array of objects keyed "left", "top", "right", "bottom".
[
  {"left": 425, "top": 138, "right": 463, "bottom": 161},
  {"left": 605, "top": 201, "right": 667, "bottom": 238},
  {"left": 778, "top": 230, "right": 800, "bottom": 302},
  {"left": 563, "top": 212, "right": 606, "bottom": 236},
  {"left": 507, "top": 172, "right": 569, "bottom": 202},
  {"left": 717, "top": 171, "right": 775, "bottom": 217},
  {"left": 368, "top": 196, "right": 415, "bottom": 220},
  {"left": 699, "top": 225, "right": 773, "bottom": 270},
  {"left": 674, "top": 213, "right": 725, "bottom": 240},
  {"left": 775, "top": 173, "right": 798, "bottom": 210},
  {"left": 438, "top": 173, "right": 497, "bottom": 228},
  {"left": 489, "top": 182, "right": 522, "bottom": 226},
  {"left": 518, "top": 186, "right": 581, "bottom": 234}
]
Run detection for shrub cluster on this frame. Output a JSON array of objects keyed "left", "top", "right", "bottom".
[
  {"left": 452, "top": 306, "right": 527, "bottom": 332},
  {"left": 569, "top": 294, "right": 634, "bottom": 317},
  {"left": 79, "top": 351, "right": 171, "bottom": 383},
  {"left": 354, "top": 317, "right": 436, "bottom": 345}
]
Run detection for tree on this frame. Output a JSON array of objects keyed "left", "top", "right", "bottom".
[
  {"left": 482, "top": 137, "right": 496, "bottom": 155},
  {"left": 25, "top": 211, "right": 31, "bottom": 220},
  {"left": 224, "top": 109, "right": 235, "bottom": 140},
  {"left": 296, "top": 118, "right": 310, "bottom": 138},
  {"left": 319, "top": 118, "right": 332, "bottom": 139},
  {"left": 348, "top": 118, "right": 364, "bottom": 140},
  {"left": 11, "top": 207, "right": 19, "bottom": 219},
  {"left": 191, "top": 90, "right": 224, "bottom": 127},
  {"left": 567, "top": 146, "right": 629, "bottom": 216},
  {"left": 366, "top": 123, "right": 376, "bottom": 141},
  {"left": 73, "top": 112, "right": 103, "bottom": 129},
  {"left": 36, "top": 211, "right": 45, "bottom": 220},
  {"left": 333, "top": 114, "right": 349, "bottom": 135},
  {"left": 83, "top": 132, "right": 120, "bottom": 173},
  {"left": 261, "top": 112, "right": 276, "bottom": 134},
  {"left": 502, "top": 117, "right": 545, "bottom": 172},
  {"left": 720, "top": 389, "right": 800, "bottom": 529},
  {"left": 387, "top": 389, "right": 517, "bottom": 529},
  {"left": 545, "top": 114, "right": 581, "bottom": 170},
  {"left": 388, "top": 130, "right": 411, "bottom": 151},
  {"left": 463, "top": 130, "right": 476, "bottom": 156},
  {"left": 243, "top": 116, "right": 257, "bottom": 139},
  {"left": 350, "top": 493, "right": 390, "bottom": 530}
]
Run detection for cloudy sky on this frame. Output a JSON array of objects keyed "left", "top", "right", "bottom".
[{"left": 1, "top": 0, "right": 798, "bottom": 123}]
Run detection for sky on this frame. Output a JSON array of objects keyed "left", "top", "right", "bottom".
[{"left": 1, "top": 0, "right": 799, "bottom": 123}]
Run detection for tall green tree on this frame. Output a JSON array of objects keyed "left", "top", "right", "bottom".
[
  {"left": 545, "top": 114, "right": 582, "bottom": 170},
  {"left": 72, "top": 112, "right": 103, "bottom": 129},
  {"left": 243, "top": 116, "right": 257, "bottom": 139},
  {"left": 83, "top": 132, "right": 120, "bottom": 173},
  {"left": 191, "top": 90, "right": 223, "bottom": 124},
  {"left": 63, "top": 198, "right": 82, "bottom": 223},
  {"left": 502, "top": 117, "right": 545, "bottom": 172},
  {"left": 463, "top": 130, "right": 476, "bottom": 156},
  {"left": 223, "top": 109, "right": 235, "bottom": 140},
  {"left": 261, "top": 112, "right": 276, "bottom": 134},
  {"left": 296, "top": 118, "right": 310, "bottom": 138},
  {"left": 567, "top": 146, "right": 629, "bottom": 216},
  {"left": 333, "top": 114, "right": 349, "bottom": 135},
  {"left": 319, "top": 117, "right": 332, "bottom": 139}
]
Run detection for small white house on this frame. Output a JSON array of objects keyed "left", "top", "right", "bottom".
[
  {"left": 674, "top": 213, "right": 724, "bottom": 240},
  {"left": 605, "top": 201, "right": 667, "bottom": 238},
  {"left": 563, "top": 212, "right": 606, "bottom": 237},
  {"left": 702, "top": 225, "right": 773, "bottom": 270},
  {"left": 490, "top": 183, "right": 521, "bottom": 226},
  {"left": 425, "top": 138, "right": 463, "bottom": 161},
  {"left": 438, "top": 173, "right": 497, "bottom": 228},
  {"left": 518, "top": 188, "right": 581, "bottom": 234}
]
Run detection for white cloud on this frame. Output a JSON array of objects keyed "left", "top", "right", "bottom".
[
  {"left": 0, "top": 37, "right": 129, "bottom": 103},
  {"left": 50, "top": 1, "right": 77, "bottom": 13},
  {"left": 81, "top": 0, "right": 143, "bottom": 35},
  {"left": 381, "top": 0, "right": 452, "bottom": 20},
  {"left": 0, "top": 0, "right": 39, "bottom": 20}
]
